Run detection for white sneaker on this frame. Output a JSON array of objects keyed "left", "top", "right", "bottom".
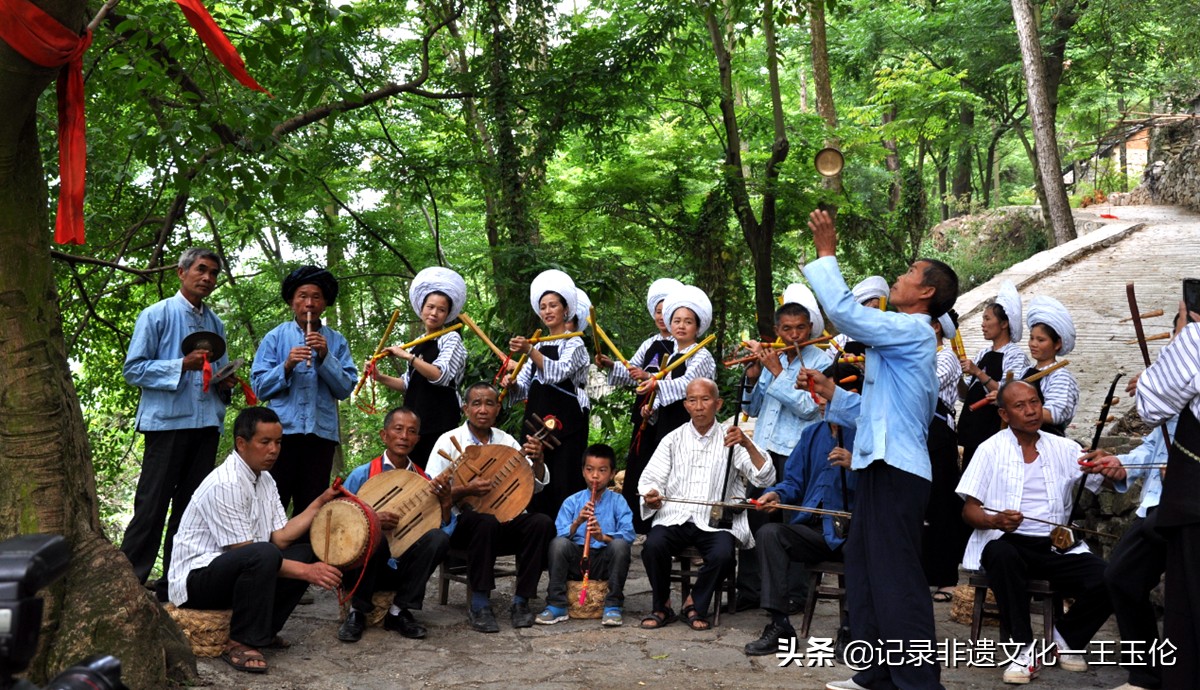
[
  {"left": 1108, "top": 684, "right": 1152, "bottom": 690},
  {"left": 1002, "top": 645, "right": 1042, "bottom": 684},
  {"left": 825, "top": 680, "right": 869, "bottom": 690},
  {"left": 1056, "top": 651, "right": 1088, "bottom": 672}
]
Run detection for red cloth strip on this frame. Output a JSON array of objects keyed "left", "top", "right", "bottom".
[
  {"left": 0, "top": 0, "right": 91, "bottom": 245},
  {"left": 172, "top": 0, "right": 270, "bottom": 96}
]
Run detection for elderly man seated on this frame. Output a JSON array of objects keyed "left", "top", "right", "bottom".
[
  {"left": 957, "top": 380, "right": 1123, "bottom": 685},
  {"left": 639, "top": 377, "right": 775, "bottom": 631}
]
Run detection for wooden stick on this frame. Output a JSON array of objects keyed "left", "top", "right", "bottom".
[
  {"left": 1120, "top": 309, "right": 1164, "bottom": 323},
  {"left": 365, "top": 323, "right": 466, "bottom": 366},
  {"left": 723, "top": 334, "right": 833, "bottom": 366},
  {"left": 459, "top": 313, "right": 508, "bottom": 362},
  {"left": 1124, "top": 332, "right": 1171, "bottom": 344},
  {"left": 593, "top": 320, "right": 629, "bottom": 366},
  {"left": 660, "top": 495, "right": 851, "bottom": 519},
  {"left": 980, "top": 506, "right": 1117, "bottom": 540},
  {"left": 968, "top": 360, "right": 1071, "bottom": 411},
  {"left": 530, "top": 331, "right": 584, "bottom": 344},
  {"left": 498, "top": 329, "right": 541, "bottom": 402},
  {"left": 353, "top": 308, "right": 401, "bottom": 396},
  {"left": 589, "top": 307, "right": 601, "bottom": 355},
  {"left": 654, "top": 334, "right": 716, "bottom": 380}
]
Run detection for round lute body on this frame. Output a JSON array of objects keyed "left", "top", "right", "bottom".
[
  {"left": 452, "top": 444, "right": 534, "bottom": 522},
  {"left": 355, "top": 469, "right": 442, "bottom": 559},
  {"left": 311, "top": 497, "right": 377, "bottom": 569}
]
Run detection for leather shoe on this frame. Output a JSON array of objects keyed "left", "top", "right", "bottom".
[
  {"left": 511, "top": 601, "right": 534, "bottom": 628},
  {"left": 338, "top": 610, "right": 366, "bottom": 643},
  {"left": 469, "top": 605, "right": 500, "bottom": 633},
  {"left": 383, "top": 609, "right": 426, "bottom": 639},
  {"left": 745, "top": 622, "right": 797, "bottom": 656}
]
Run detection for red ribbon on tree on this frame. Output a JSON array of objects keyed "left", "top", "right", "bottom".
[{"left": 171, "top": 0, "right": 270, "bottom": 96}]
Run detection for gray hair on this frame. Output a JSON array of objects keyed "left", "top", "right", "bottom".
[{"left": 178, "top": 247, "right": 222, "bottom": 272}]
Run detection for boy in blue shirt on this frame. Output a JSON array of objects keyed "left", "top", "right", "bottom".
[{"left": 537, "top": 444, "right": 635, "bottom": 627}]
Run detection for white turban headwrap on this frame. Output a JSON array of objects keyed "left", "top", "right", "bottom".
[
  {"left": 781, "top": 283, "right": 824, "bottom": 338},
  {"left": 852, "top": 276, "right": 889, "bottom": 305},
  {"left": 663, "top": 285, "right": 713, "bottom": 337},
  {"left": 937, "top": 312, "right": 957, "bottom": 341},
  {"left": 1026, "top": 295, "right": 1075, "bottom": 356},
  {"left": 574, "top": 288, "right": 593, "bottom": 331},
  {"left": 646, "top": 278, "right": 684, "bottom": 321},
  {"left": 409, "top": 267, "right": 467, "bottom": 322},
  {"left": 995, "top": 280, "right": 1023, "bottom": 342},
  {"left": 530, "top": 269, "right": 578, "bottom": 320}
]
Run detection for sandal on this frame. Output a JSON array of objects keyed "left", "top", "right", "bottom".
[
  {"left": 221, "top": 642, "right": 268, "bottom": 674},
  {"left": 681, "top": 604, "right": 711, "bottom": 631},
  {"left": 931, "top": 589, "right": 954, "bottom": 603},
  {"left": 640, "top": 607, "right": 677, "bottom": 629}
]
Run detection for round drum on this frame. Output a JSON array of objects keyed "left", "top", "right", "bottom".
[
  {"left": 311, "top": 497, "right": 377, "bottom": 570},
  {"left": 452, "top": 444, "right": 534, "bottom": 523},
  {"left": 356, "top": 469, "right": 442, "bottom": 559}
]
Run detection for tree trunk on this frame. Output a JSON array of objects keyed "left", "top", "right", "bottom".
[
  {"left": 808, "top": 0, "right": 841, "bottom": 198},
  {"left": 1012, "top": 0, "right": 1075, "bottom": 244},
  {"left": 1118, "top": 92, "right": 1128, "bottom": 191},
  {"left": 0, "top": 2, "right": 195, "bottom": 685},
  {"left": 938, "top": 160, "right": 949, "bottom": 221},
  {"left": 951, "top": 103, "right": 974, "bottom": 215},
  {"left": 882, "top": 106, "right": 901, "bottom": 212}
]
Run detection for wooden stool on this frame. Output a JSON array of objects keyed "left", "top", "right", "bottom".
[
  {"left": 670, "top": 546, "right": 736, "bottom": 627},
  {"left": 967, "top": 572, "right": 1060, "bottom": 644},
  {"left": 437, "top": 548, "right": 518, "bottom": 605},
  {"left": 163, "top": 604, "right": 229, "bottom": 658},
  {"left": 799, "top": 561, "right": 848, "bottom": 639}
]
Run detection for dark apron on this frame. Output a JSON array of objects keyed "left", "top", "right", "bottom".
[
  {"left": 404, "top": 338, "right": 460, "bottom": 467},
  {"left": 1021, "top": 365, "right": 1066, "bottom": 437},
  {"left": 524, "top": 343, "right": 588, "bottom": 517},
  {"left": 1157, "top": 405, "right": 1200, "bottom": 527},
  {"left": 622, "top": 337, "right": 674, "bottom": 533},
  {"left": 651, "top": 351, "right": 692, "bottom": 447},
  {"left": 958, "top": 350, "right": 1004, "bottom": 468}
]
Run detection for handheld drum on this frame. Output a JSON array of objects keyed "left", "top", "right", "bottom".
[{"left": 311, "top": 496, "right": 379, "bottom": 570}]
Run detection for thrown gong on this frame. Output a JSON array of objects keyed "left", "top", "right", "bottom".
[
  {"left": 814, "top": 147, "right": 845, "bottom": 177},
  {"left": 181, "top": 330, "right": 227, "bottom": 361}
]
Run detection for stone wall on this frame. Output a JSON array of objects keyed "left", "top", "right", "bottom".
[{"left": 1141, "top": 120, "right": 1200, "bottom": 212}]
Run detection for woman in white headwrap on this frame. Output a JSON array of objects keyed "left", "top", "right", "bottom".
[
  {"left": 373, "top": 266, "right": 469, "bottom": 467},
  {"left": 595, "top": 278, "right": 682, "bottom": 533},
  {"left": 636, "top": 285, "right": 717, "bottom": 447},
  {"left": 923, "top": 309, "right": 969, "bottom": 602},
  {"left": 503, "top": 269, "right": 591, "bottom": 516},
  {"left": 1023, "top": 295, "right": 1079, "bottom": 436},
  {"left": 956, "top": 280, "right": 1030, "bottom": 467}
]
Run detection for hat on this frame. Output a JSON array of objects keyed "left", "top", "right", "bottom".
[
  {"left": 530, "top": 269, "right": 578, "bottom": 320},
  {"left": 1026, "top": 295, "right": 1076, "bottom": 356},
  {"left": 281, "top": 266, "right": 339, "bottom": 303},
  {"left": 181, "top": 330, "right": 227, "bottom": 361},
  {"left": 995, "top": 280, "right": 1023, "bottom": 342},
  {"left": 409, "top": 267, "right": 467, "bottom": 322},
  {"left": 646, "top": 278, "right": 684, "bottom": 321},
  {"left": 852, "top": 276, "right": 889, "bottom": 305},
  {"left": 574, "top": 288, "right": 593, "bottom": 331},
  {"left": 662, "top": 285, "right": 713, "bottom": 336},
  {"left": 936, "top": 312, "right": 957, "bottom": 341},
  {"left": 781, "top": 283, "right": 824, "bottom": 338}
]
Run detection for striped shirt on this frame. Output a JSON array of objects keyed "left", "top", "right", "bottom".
[
  {"left": 963, "top": 343, "right": 1030, "bottom": 392},
  {"left": 638, "top": 419, "right": 775, "bottom": 548},
  {"left": 955, "top": 429, "right": 1102, "bottom": 570},
  {"left": 512, "top": 335, "right": 591, "bottom": 411},
  {"left": 935, "top": 347, "right": 962, "bottom": 424},
  {"left": 653, "top": 346, "right": 716, "bottom": 410},
  {"left": 402, "top": 331, "right": 468, "bottom": 391},
  {"left": 608, "top": 334, "right": 674, "bottom": 387},
  {"left": 1034, "top": 364, "right": 1079, "bottom": 427},
  {"left": 1137, "top": 323, "right": 1200, "bottom": 425},
  {"left": 168, "top": 451, "right": 288, "bottom": 605}
]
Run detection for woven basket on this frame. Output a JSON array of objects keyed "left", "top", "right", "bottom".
[
  {"left": 949, "top": 583, "right": 999, "bottom": 627},
  {"left": 164, "top": 604, "right": 230, "bottom": 658},
  {"left": 567, "top": 580, "right": 609, "bottom": 619},
  {"left": 338, "top": 590, "right": 394, "bottom": 627}
]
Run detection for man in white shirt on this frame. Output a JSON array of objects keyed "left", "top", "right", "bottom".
[
  {"left": 639, "top": 378, "right": 775, "bottom": 631},
  {"left": 957, "top": 380, "right": 1122, "bottom": 684},
  {"left": 169, "top": 407, "right": 342, "bottom": 674}
]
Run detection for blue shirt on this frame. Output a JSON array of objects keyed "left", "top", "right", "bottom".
[
  {"left": 1114, "top": 416, "right": 1177, "bottom": 518},
  {"left": 251, "top": 321, "right": 358, "bottom": 442},
  {"left": 123, "top": 292, "right": 229, "bottom": 432},
  {"left": 803, "top": 257, "right": 937, "bottom": 481},
  {"left": 555, "top": 487, "right": 635, "bottom": 549},
  {"left": 746, "top": 345, "right": 833, "bottom": 455},
  {"left": 767, "top": 421, "right": 857, "bottom": 549}
]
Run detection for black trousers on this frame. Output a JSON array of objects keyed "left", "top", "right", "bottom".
[
  {"left": 845, "top": 462, "right": 942, "bottom": 690},
  {"left": 347, "top": 528, "right": 449, "bottom": 613},
  {"left": 546, "top": 537, "right": 632, "bottom": 609},
  {"left": 269, "top": 433, "right": 338, "bottom": 516},
  {"left": 1105, "top": 512, "right": 1167, "bottom": 689},
  {"left": 121, "top": 427, "right": 219, "bottom": 587},
  {"left": 921, "top": 422, "right": 969, "bottom": 588},
  {"left": 1162, "top": 523, "right": 1200, "bottom": 690},
  {"left": 980, "top": 533, "right": 1112, "bottom": 648},
  {"left": 448, "top": 511, "right": 554, "bottom": 599},
  {"left": 737, "top": 451, "right": 808, "bottom": 607},
  {"left": 757, "top": 522, "right": 840, "bottom": 615},
  {"left": 641, "top": 522, "right": 735, "bottom": 619},
  {"left": 183, "top": 542, "right": 314, "bottom": 648}
]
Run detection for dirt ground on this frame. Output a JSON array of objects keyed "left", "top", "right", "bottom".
[{"left": 189, "top": 549, "right": 1133, "bottom": 690}]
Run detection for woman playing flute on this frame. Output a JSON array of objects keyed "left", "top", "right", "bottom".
[
  {"left": 373, "top": 266, "right": 469, "bottom": 467},
  {"left": 1023, "top": 295, "right": 1080, "bottom": 436},
  {"left": 637, "top": 285, "right": 717, "bottom": 450}
]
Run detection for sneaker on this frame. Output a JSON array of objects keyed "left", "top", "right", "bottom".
[
  {"left": 745, "top": 622, "right": 797, "bottom": 656},
  {"left": 1002, "top": 645, "right": 1042, "bottom": 684},
  {"left": 535, "top": 606, "right": 569, "bottom": 625},
  {"left": 383, "top": 609, "right": 426, "bottom": 639},
  {"left": 337, "top": 610, "right": 366, "bottom": 643},
  {"left": 511, "top": 601, "right": 534, "bottom": 628},
  {"left": 468, "top": 605, "right": 500, "bottom": 633},
  {"left": 1056, "top": 651, "right": 1088, "bottom": 673},
  {"left": 1109, "top": 684, "right": 1153, "bottom": 690},
  {"left": 825, "top": 680, "right": 869, "bottom": 690},
  {"left": 601, "top": 608, "right": 624, "bottom": 627}
]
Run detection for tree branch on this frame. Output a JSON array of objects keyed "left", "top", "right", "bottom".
[{"left": 51, "top": 251, "right": 177, "bottom": 277}]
